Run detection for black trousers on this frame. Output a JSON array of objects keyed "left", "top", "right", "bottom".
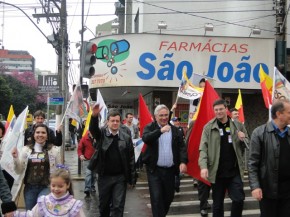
[
  {"left": 197, "top": 180, "right": 211, "bottom": 210},
  {"left": 260, "top": 197, "right": 290, "bottom": 217},
  {"left": 98, "top": 174, "right": 127, "bottom": 217},
  {"left": 211, "top": 174, "right": 245, "bottom": 217},
  {"left": 147, "top": 166, "right": 175, "bottom": 217}
]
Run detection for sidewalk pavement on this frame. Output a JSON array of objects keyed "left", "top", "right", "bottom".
[
  {"left": 64, "top": 147, "right": 84, "bottom": 180},
  {"left": 12, "top": 147, "right": 150, "bottom": 216},
  {"left": 64, "top": 147, "right": 98, "bottom": 217},
  {"left": 64, "top": 147, "right": 152, "bottom": 217}
]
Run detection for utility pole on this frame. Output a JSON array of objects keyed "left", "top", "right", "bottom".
[
  {"left": 275, "top": 0, "right": 287, "bottom": 76},
  {"left": 2, "top": 1, "right": 68, "bottom": 161},
  {"left": 76, "top": 0, "right": 85, "bottom": 175},
  {"left": 80, "top": 0, "right": 84, "bottom": 85},
  {"left": 58, "top": 0, "right": 68, "bottom": 162},
  {"left": 33, "top": 0, "right": 68, "bottom": 162}
]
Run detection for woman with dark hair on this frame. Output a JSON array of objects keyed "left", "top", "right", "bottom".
[{"left": 11, "top": 123, "right": 61, "bottom": 210}]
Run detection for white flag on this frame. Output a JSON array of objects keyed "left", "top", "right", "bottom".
[
  {"left": 273, "top": 67, "right": 290, "bottom": 102},
  {"left": 66, "top": 83, "right": 88, "bottom": 123},
  {"left": 97, "top": 89, "right": 108, "bottom": 127},
  {"left": 0, "top": 106, "right": 28, "bottom": 179},
  {"left": 177, "top": 71, "right": 203, "bottom": 100},
  {"left": 133, "top": 138, "right": 144, "bottom": 162},
  {"left": 0, "top": 115, "right": 16, "bottom": 159}
]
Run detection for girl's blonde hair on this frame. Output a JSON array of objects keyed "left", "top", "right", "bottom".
[{"left": 50, "top": 167, "right": 74, "bottom": 195}]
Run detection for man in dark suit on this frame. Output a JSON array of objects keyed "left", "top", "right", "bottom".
[{"left": 142, "top": 104, "right": 188, "bottom": 217}]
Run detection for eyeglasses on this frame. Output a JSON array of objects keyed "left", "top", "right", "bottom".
[{"left": 158, "top": 114, "right": 169, "bottom": 117}]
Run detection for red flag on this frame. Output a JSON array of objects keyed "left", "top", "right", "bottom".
[
  {"left": 138, "top": 94, "right": 153, "bottom": 152},
  {"left": 187, "top": 81, "right": 220, "bottom": 185}
]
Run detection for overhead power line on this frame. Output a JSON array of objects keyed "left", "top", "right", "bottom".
[
  {"left": 84, "top": 0, "right": 92, "bottom": 25},
  {"left": 133, "top": 0, "right": 275, "bottom": 33},
  {"left": 66, "top": 0, "right": 274, "bottom": 3},
  {"left": 0, "top": 1, "right": 276, "bottom": 34},
  {"left": 0, "top": 1, "right": 52, "bottom": 44},
  {"left": 63, "top": 9, "right": 274, "bottom": 17}
]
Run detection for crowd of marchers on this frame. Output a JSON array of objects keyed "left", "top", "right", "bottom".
[
  {"left": 78, "top": 97, "right": 290, "bottom": 217},
  {"left": 0, "top": 97, "right": 290, "bottom": 217}
]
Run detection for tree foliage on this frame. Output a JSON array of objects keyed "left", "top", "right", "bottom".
[
  {"left": 11, "top": 71, "right": 37, "bottom": 87},
  {"left": 0, "top": 76, "right": 13, "bottom": 117},
  {"left": 11, "top": 71, "right": 46, "bottom": 104},
  {"left": 0, "top": 73, "right": 46, "bottom": 118}
]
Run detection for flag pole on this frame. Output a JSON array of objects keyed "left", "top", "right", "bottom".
[
  {"left": 232, "top": 120, "right": 249, "bottom": 149},
  {"left": 174, "top": 95, "right": 179, "bottom": 105},
  {"left": 47, "top": 93, "right": 50, "bottom": 124},
  {"left": 59, "top": 101, "right": 71, "bottom": 126},
  {"left": 268, "top": 67, "right": 277, "bottom": 121},
  {"left": 170, "top": 95, "right": 179, "bottom": 120}
]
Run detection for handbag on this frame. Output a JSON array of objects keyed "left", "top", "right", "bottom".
[{"left": 87, "top": 141, "right": 101, "bottom": 171}]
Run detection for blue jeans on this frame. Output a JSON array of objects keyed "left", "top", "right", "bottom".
[
  {"left": 24, "top": 184, "right": 49, "bottom": 210},
  {"left": 83, "top": 160, "right": 97, "bottom": 191},
  {"left": 147, "top": 166, "right": 176, "bottom": 217},
  {"left": 70, "top": 133, "right": 76, "bottom": 145}
]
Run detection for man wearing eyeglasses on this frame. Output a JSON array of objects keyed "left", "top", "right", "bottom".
[
  {"left": 142, "top": 104, "right": 188, "bottom": 217},
  {"left": 199, "top": 99, "right": 249, "bottom": 217}
]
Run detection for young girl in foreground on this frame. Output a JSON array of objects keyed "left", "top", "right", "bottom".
[{"left": 14, "top": 165, "right": 85, "bottom": 217}]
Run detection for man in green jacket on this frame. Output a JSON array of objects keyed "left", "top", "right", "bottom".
[{"left": 199, "top": 99, "right": 249, "bottom": 217}]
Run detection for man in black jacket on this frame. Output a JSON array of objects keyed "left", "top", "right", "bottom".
[
  {"left": 249, "top": 99, "right": 290, "bottom": 217},
  {"left": 24, "top": 110, "right": 62, "bottom": 146},
  {"left": 142, "top": 104, "right": 187, "bottom": 217},
  {"left": 89, "top": 105, "right": 135, "bottom": 217}
]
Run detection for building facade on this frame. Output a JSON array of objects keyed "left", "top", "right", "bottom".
[
  {"left": 89, "top": 0, "right": 280, "bottom": 133},
  {"left": 0, "top": 49, "right": 35, "bottom": 73}
]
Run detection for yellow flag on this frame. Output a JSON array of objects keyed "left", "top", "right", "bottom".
[
  {"left": 82, "top": 108, "right": 92, "bottom": 137},
  {"left": 235, "top": 89, "right": 245, "bottom": 123},
  {"left": 5, "top": 105, "right": 14, "bottom": 129},
  {"left": 259, "top": 64, "right": 273, "bottom": 109}
]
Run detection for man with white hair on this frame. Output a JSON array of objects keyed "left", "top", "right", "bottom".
[{"left": 142, "top": 104, "right": 188, "bottom": 217}]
